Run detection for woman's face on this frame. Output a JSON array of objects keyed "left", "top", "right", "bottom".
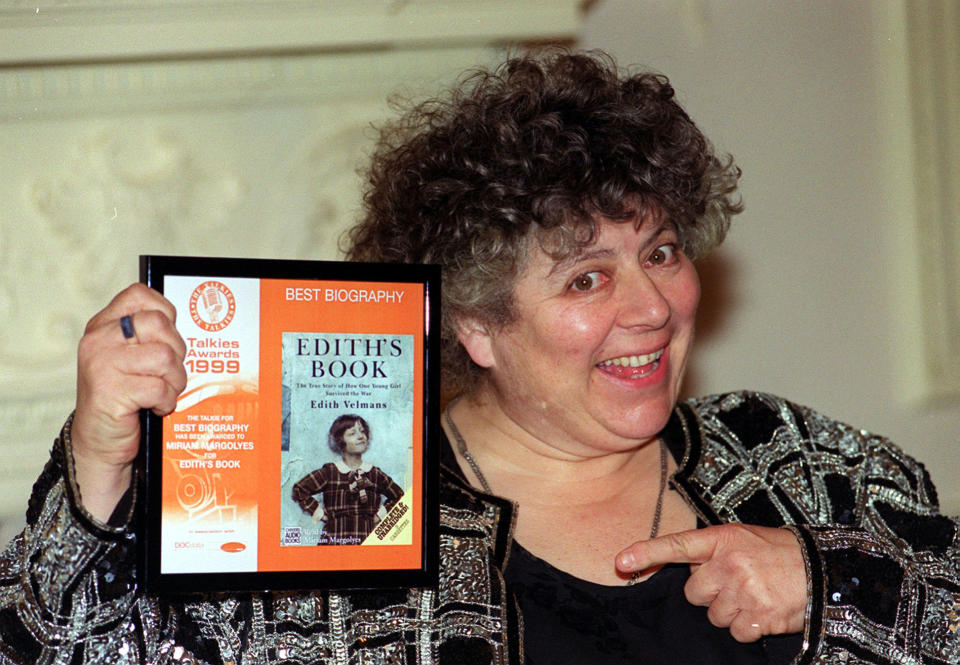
[
  {"left": 341, "top": 422, "right": 369, "bottom": 455},
  {"left": 463, "top": 215, "right": 700, "bottom": 456}
]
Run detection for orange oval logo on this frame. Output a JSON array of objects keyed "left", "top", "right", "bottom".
[
  {"left": 189, "top": 281, "right": 236, "bottom": 332},
  {"left": 221, "top": 541, "right": 246, "bottom": 553}
]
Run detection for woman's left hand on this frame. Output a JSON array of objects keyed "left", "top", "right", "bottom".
[{"left": 616, "top": 524, "right": 807, "bottom": 642}]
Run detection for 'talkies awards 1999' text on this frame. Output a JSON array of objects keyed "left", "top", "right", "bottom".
[{"left": 185, "top": 337, "right": 241, "bottom": 374}]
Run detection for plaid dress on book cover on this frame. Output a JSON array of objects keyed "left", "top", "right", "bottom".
[{"left": 292, "top": 460, "right": 404, "bottom": 544}]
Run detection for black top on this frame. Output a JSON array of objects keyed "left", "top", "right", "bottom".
[
  {"left": 440, "top": 427, "right": 804, "bottom": 664},
  {"left": 504, "top": 539, "right": 804, "bottom": 665}
]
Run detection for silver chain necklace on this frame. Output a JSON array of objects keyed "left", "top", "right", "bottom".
[{"left": 442, "top": 400, "right": 668, "bottom": 585}]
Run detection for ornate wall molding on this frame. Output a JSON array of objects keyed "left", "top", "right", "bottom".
[
  {"left": 0, "top": 1, "right": 580, "bottom": 64},
  {"left": 0, "top": 48, "right": 502, "bottom": 120}
]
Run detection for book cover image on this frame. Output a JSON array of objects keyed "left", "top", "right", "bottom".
[{"left": 280, "top": 333, "right": 415, "bottom": 548}]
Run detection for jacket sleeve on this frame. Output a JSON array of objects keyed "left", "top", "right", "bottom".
[
  {"left": 789, "top": 404, "right": 960, "bottom": 665},
  {"left": 0, "top": 415, "right": 160, "bottom": 664}
]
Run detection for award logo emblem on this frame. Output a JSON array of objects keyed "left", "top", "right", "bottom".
[{"left": 189, "top": 281, "right": 236, "bottom": 332}]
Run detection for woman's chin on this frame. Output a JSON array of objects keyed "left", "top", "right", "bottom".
[{"left": 586, "top": 385, "right": 678, "bottom": 445}]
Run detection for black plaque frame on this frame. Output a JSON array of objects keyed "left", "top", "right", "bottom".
[{"left": 138, "top": 255, "right": 440, "bottom": 594}]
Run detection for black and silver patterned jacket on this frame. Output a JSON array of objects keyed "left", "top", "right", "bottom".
[{"left": 1, "top": 391, "right": 958, "bottom": 664}]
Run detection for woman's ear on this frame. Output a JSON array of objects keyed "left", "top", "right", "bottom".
[{"left": 455, "top": 317, "right": 495, "bottom": 369}]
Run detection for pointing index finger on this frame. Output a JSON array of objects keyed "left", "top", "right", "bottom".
[{"left": 617, "top": 528, "right": 720, "bottom": 573}]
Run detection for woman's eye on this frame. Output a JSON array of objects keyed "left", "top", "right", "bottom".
[
  {"left": 570, "top": 271, "right": 605, "bottom": 292},
  {"left": 647, "top": 244, "right": 678, "bottom": 266}
]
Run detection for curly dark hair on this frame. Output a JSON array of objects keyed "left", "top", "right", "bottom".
[
  {"left": 327, "top": 414, "right": 370, "bottom": 455},
  {"left": 345, "top": 48, "right": 742, "bottom": 398}
]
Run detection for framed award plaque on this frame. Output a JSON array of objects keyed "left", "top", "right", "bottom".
[{"left": 137, "top": 255, "right": 440, "bottom": 594}]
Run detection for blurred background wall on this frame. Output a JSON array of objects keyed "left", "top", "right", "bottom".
[
  {"left": 579, "top": 0, "right": 960, "bottom": 511},
  {"left": 1, "top": 0, "right": 957, "bottom": 545}
]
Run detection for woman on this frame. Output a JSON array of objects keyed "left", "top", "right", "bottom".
[
  {"left": 291, "top": 414, "right": 404, "bottom": 545},
  {"left": 0, "top": 49, "right": 956, "bottom": 664}
]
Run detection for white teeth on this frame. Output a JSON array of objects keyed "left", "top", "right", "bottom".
[{"left": 599, "top": 349, "right": 663, "bottom": 367}]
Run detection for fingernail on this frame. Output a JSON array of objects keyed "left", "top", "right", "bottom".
[{"left": 618, "top": 552, "right": 636, "bottom": 569}]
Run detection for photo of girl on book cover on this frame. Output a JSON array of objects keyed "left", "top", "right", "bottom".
[
  {"left": 291, "top": 415, "right": 404, "bottom": 545},
  {"left": 279, "top": 332, "right": 414, "bottom": 547}
]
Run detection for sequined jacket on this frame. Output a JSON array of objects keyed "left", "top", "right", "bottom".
[{"left": 1, "top": 391, "right": 958, "bottom": 664}]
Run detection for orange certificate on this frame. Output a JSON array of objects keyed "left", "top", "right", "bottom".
[{"left": 138, "top": 256, "right": 440, "bottom": 594}]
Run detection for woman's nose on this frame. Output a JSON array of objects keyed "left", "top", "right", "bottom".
[{"left": 617, "top": 269, "right": 671, "bottom": 330}]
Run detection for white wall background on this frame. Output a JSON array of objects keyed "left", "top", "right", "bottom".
[
  {"left": 582, "top": 0, "right": 960, "bottom": 510},
  {"left": 0, "top": 0, "right": 957, "bottom": 546}
]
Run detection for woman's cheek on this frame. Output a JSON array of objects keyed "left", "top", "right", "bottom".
[{"left": 545, "top": 305, "right": 606, "bottom": 351}]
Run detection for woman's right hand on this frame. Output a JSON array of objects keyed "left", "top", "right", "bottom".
[{"left": 71, "top": 283, "right": 187, "bottom": 522}]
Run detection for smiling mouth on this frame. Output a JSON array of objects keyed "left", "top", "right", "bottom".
[{"left": 597, "top": 349, "right": 664, "bottom": 379}]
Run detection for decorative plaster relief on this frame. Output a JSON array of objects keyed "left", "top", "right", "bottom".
[
  {"left": 0, "top": 48, "right": 493, "bottom": 389},
  {"left": 0, "top": 103, "right": 383, "bottom": 519},
  {"left": 3, "top": 127, "right": 238, "bottom": 367},
  {"left": 2, "top": 112, "right": 380, "bottom": 375}
]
